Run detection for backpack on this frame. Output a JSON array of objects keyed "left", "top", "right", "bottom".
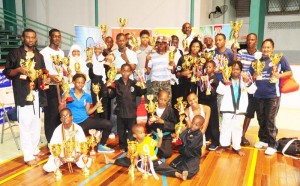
[{"left": 277, "top": 137, "right": 300, "bottom": 159}]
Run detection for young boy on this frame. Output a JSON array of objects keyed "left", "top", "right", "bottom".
[
  {"left": 198, "top": 61, "right": 220, "bottom": 151},
  {"left": 216, "top": 61, "right": 257, "bottom": 156},
  {"left": 146, "top": 90, "right": 178, "bottom": 158},
  {"left": 108, "top": 64, "right": 147, "bottom": 151}
]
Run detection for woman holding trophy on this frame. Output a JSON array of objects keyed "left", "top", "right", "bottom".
[{"left": 251, "top": 38, "right": 293, "bottom": 156}]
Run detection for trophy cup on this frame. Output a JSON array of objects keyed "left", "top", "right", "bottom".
[
  {"left": 39, "top": 69, "right": 50, "bottom": 90},
  {"left": 26, "top": 65, "right": 39, "bottom": 102},
  {"left": 62, "top": 56, "right": 72, "bottom": 83},
  {"left": 49, "top": 144, "right": 63, "bottom": 179},
  {"left": 174, "top": 97, "right": 187, "bottom": 115},
  {"left": 173, "top": 115, "right": 186, "bottom": 145},
  {"left": 168, "top": 46, "right": 176, "bottom": 70},
  {"left": 230, "top": 20, "right": 243, "bottom": 49},
  {"left": 99, "top": 24, "right": 108, "bottom": 39},
  {"left": 201, "top": 75, "right": 212, "bottom": 95},
  {"left": 129, "top": 33, "right": 139, "bottom": 50},
  {"left": 118, "top": 17, "right": 128, "bottom": 33},
  {"left": 85, "top": 46, "right": 94, "bottom": 68},
  {"left": 269, "top": 53, "right": 283, "bottom": 83},
  {"left": 62, "top": 81, "right": 74, "bottom": 103},
  {"left": 182, "top": 34, "right": 189, "bottom": 54},
  {"left": 87, "top": 129, "right": 102, "bottom": 156},
  {"left": 135, "top": 69, "right": 146, "bottom": 89},
  {"left": 204, "top": 50, "right": 215, "bottom": 61},
  {"left": 92, "top": 83, "right": 104, "bottom": 113},
  {"left": 222, "top": 59, "right": 232, "bottom": 85},
  {"left": 252, "top": 52, "right": 265, "bottom": 80},
  {"left": 127, "top": 139, "right": 138, "bottom": 180},
  {"left": 142, "top": 154, "right": 149, "bottom": 180},
  {"left": 80, "top": 142, "right": 90, "bottom": 176},
  {"left": 106, "top": 64, "right": 117, "bottom": 88},
  {"left": 51, "top": 54, "right": 63, "bottom": 82},
  {"left": 145, "top": 94, "right": 158, "bottom": 122},
  {"left": 19, "top": 51, "right": 35, "bottom": 80},
  {"left": 182, "top": 55, "right": 193, "bottom": 71}
]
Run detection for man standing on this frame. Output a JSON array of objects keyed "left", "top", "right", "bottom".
[
  {"left": 180, "top": 23, "right": 195, "bottom": 54},
  {"left": 3, "top": 28, "right": 47, "bottom": 166},
  {"left": 203, "top": 34, "right": 215, "bottom": 52},
  {"left": 40, "top": 29, "right": 65, "bottom": 143}
]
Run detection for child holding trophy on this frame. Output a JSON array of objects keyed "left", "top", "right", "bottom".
[
  {"left": 146, "top": 90, "right": 177, "bottom": 158},
  {"left": 216, "top": 61, "right": 257, "bottom": 156},
  {"left": 108, "top": 64, "right": 147, "bottom": 152}
]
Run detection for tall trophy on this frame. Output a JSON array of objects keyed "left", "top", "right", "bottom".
[
  {"left": 222, "top": 59, "right": 232, "bottom": 85},
  {"left": 99, "top": 24, "right": 108, "bottom": 39},
  {"left": 26, "top": 64, "right": 39, "bottom": 102},
  {"left": 74, "top": 56, "right": 81, "bottom": 74},
  {"left": 106, "top": 63, "right": 117, "bottom": 88},
  {"left": 182, "top": 55, "right": 193, "bottom": 72},
  {"left": 127, "top": 140, "right": 138, "bottom": 181},
  {"left": 145, "top": 94, "right": 158, "bottom": 122},
  {"left": 204, "top": 50, "right": 215, "bottom": 61},
  {"left": 182, "top": 34, "right": 189, "bottom": 54},
  {"left": 19, "top": 51, "right": 35, "bottom": 80},
  {"left": 80, "top": 142, "right": 90, "bottom": 176},
  {"left": 87, "top": 129, "right": 102, "bottom": 156},
  {"left": 49, "top": 144, "right": 63, "bottom": 179},
  {"left": 168, "top": 45, "right": 176, "bottom": 70},
  {"left": 62, "top": 56, "right": 72, "bottom": 83},
  {"left": 173, "top": 115, "right": 186, "bottom": 145},
  {"left": 51, "top": 54, "right": 63, "bottom": 82},
  {"left": 230, "top": 20, "right": 243, "bottom": 49},
  {"left": 252, "top": 52, "right": 265, "bottom": 80},
  {"left": 269, "top": 53, "right": 283, "bottom": 83},
  {"left": 201, "top": 75, "right": 212, "bottom": 95},
  {"left": 174, "top": 97, "right": 187, "bottom": 115},
  {"left": 142, "top": 154, "right": 149, "bottom": 180},
  {"left": 85, "top": 46, "right": 94, "bottom": 68},
  {"left": 92, "top": 83, "right": 104, "bottom": 113},
  {"left": 118, "top": 17, "right": 128, "bottom": 33},
  {"left": 62, "top": 81, "right": 74, "bottom": 103}
]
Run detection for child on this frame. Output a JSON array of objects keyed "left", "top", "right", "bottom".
[
  {"left": 108, "top": 64, "right": 147, "bottom": 151},
  {"left": 146, "top": 90, "right": 178, "bottom": 158},
  {"left": 216, "top": 61, "right": 257, "bottom": 156},
  {"left": 198, "top": 61, "right": 220, "bottom": 151}
]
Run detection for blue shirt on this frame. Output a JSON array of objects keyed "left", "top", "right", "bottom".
[
  {"left": 67, "top": 88, "right": 92, "bottom": 124},
  {"left": 213, "top": 48, "right": 234, "bottom": 81},
  {"left": 250, "top": 56, "right": 291, "bottom": 98}
]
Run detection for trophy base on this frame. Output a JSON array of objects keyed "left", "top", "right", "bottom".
[
  {"left": 20, "top": 75, "right": 28, "bottom": 80},
  {"left": 55, "top": 169, "right": 62, "bottom": 180},
  {"left": 107, "top": 82, "right": 116, "bottom": 89},
  {"left": 97, "top": 107, "right": 104, "bottom": 113},
  {"left": 86, "top": 63, "right": 93, "bottom": 69},
  {"left": 26, "top": 94, "right": 35, "bottom": 102},
  {"left": 206, "top": 90, "right": 211, "bottom": 95},
  {"left": 172, "top": 138, "right": 182, "bottom": 145},
  {"left": 82, "top": 167, "right": 90, "bottom": 176},
  {"left": 90, "top": 150, "right": 96, "bottom": 156},
  {"left": 66, "top": 97, "right": 74, "bottom": 103},
  {"left": 65, "top": 157, "right": 74, "bottom": 162},
  {"left": 256, "top": 76, "right": 262, "bottom": 80}
]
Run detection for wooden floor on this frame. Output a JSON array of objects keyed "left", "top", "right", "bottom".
[{"left": 0, "top": 127, "right": 299, "bottom": 186}]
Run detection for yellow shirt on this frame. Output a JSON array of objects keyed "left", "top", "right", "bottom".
[{"left": 136, "top": 136, "right": 158, "bottom": 160}]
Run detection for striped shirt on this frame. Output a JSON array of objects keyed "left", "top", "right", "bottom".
[
  {"left": 237, "top": 49, "right": 261, "bottom": 71},
  {"left": 148, "top": 52, "right": 171, "bottom": 82}
]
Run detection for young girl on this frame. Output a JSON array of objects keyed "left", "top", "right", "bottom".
[
  {"left": 198, "top": 61, "right": 220, "bottom": 151},
  {"left": 216, "top": 61, "right": 257, "bottom": 156}
]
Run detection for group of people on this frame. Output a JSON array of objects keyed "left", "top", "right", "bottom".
[{"left": 3, "top": 21, "right": 293, "bottom": 180}]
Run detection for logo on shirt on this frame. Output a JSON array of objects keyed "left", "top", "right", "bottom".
[
  {"left": 176, "top": 66, "right": 182, "bottom": 71},
  {"left": 131, "top": 86, "right": 135, "bottom": 92}
]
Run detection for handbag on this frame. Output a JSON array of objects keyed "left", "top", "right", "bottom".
[
  {"left": 280, "top": 76, "right": 299, "bottom": 94},
  {"left": 277, "top": 137, "right": 300, "bottom": 159}
]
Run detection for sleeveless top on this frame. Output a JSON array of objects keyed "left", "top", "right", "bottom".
[{"left": 188, "top": 104, "right": 205, "bottom": 121}]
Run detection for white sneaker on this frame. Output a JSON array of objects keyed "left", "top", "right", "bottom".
[
  {"left": 109, "top": 133, "right": 116, "bottom": 139},
  {"left": 265, "top": 147, "right": 277, "bottom": 155},
  {"left": 254, "top": 141, "right": 268, "bottom": 149}
]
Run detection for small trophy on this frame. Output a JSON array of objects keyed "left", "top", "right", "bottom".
[
  {"left": 39, "top": 69, "right": 50, "bottom": 90},
  {"left": 106, "top": 64, "right": 117, "bottom": 88},
  {"left": 204, "top": 50, "right": 215, "bottom": 61},
  {"left": 129, "top": 33, "right": 139, "bottom": 50},
  {"left": 230, "top": 20, "right": 243, "bottom": 49},
  {"left": 62, "top": 56, "right": 72, "bottom": 83},
  {"left": 118, "top": 17, "right": 128, "bottom": 33},
  {"left": 173, "top": 115, "right": 186, "bottom": 145},
  {"left": 62, "top": 81, "right": 74, "bottom": 103},
  {"left": 135, "top": 69, "right": 146, "bottom": 89},
  {"left": 87, "top": 129, "right": 102, "bottom": 156},
  {"left": 79, "top": 142, "right": 90, "bottom": 176},
  {"left": 127, "top": 139, "right": 138, "bottom": 180},
  {"left": 269, "top": 53, "right": 283, "bottom": 83},
  {"left": 174, "top": 97, "right": 187, "bottom": 115},
  {"left": 182, "top": 34, "right": 189, "bottom": 54},
  {"left": 182, "top": 55, "right": 193, "bottom": 71},
  {"left": 168, "top": 46, "right": 176, "bottom": 70},
  {"left": 99, "top": 24, "right": 108, "bottom": 39},
  {"left": 92, "top": 83, "right": 104, "bottom": 113},
  {"left": 252, "top": 52, "right": 265, "bottom": 80},
  {"left": 49, "top": 144, "right": 63, "bottom": 180},
  {"left": 190, "top": 66, "right": 200, "bottom": 83},
  {"left": 145, "top": 94, "right": 158, "bottom": 122},
  {"left": 142, "top": 154, "right": 149, "bottom": 180},
  {"left": 222, "top": 59, "right": 232, "bottom": 85},
  {"left": 26, "top": 66, "right": 39, "bottom": 102},
  {"left": 19, "top": 51, "right": 35, "bottom": 80},
  {"left": 51, "top": 54, "right": 63, "bottom": 82},
  {"left": 201, "top": 75, "right": 212, "bottom": 95},
  {"left": 85, "top": 46, "right": 94, "bottom": 68}
]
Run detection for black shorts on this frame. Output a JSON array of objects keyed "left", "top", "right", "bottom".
[{"left": 246, "top": 93, "right": 256, "bottom": 118}]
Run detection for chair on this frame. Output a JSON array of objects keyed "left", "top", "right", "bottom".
[{"left": 0, "top": 103, "right": 20, "bottom": 150}]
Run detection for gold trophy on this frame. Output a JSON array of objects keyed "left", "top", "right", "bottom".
[
  {"left": 62, "top": 81, "right": 74, "bottom": 103},
  {"left": 19, "top": 51, "right": 35, "bottom": 80},
  {"left": 182, "top": 55, "right": 193, "bottom": 71},
  {"left": 230, "top": 20, "right": 243, "bottom": 49},
  {"left": 106, "top": 63, "right": 117, "bottom": 88},
  {"left": 73, "top": 56, "right": 81, "bottom": 73},
  {"left": 135, "top": 69, "right": 146, "bottom": 89},
  {"left": 174, "top": 97, "right": 187, "bottom": 115},
  {"left": 26, "top": 63, "right": 39, "bottom": 102},
  {"left": 92, "top": 83, "right": 104, "bottom": 113},
  {"left": 252, "top": 53, "right": 265, "bottom": 80},
  {"left": 85, "top": 46, "right": 94, "bottom": 68},
  {"left": 49, "top": 144, "right": 63, "bottom": 179},
  {"left": 51, "top": 54, "right": 63, "bottom": 82},
  {"left": 168, "top": 46, "right": 176, "bottom": 70},
  {"left": 127, "top": 140, "right": 138, "bottom": 181},
  {"left": 62, "top": 56, "right": 72, "bottom": 83},
  {"left": 129, "top": 33, "right": 139, "bottom": 50},
  {"left": 145, "top": 94, "right": 158, "bottom": 122},
  {"left": 222, "top": 59, "right": 232, "bottom": 85},
  {"left": 204, "top": 50, "right": 215, "bottom": 61},
  {"left": 142, "top": 154, "right": 149, "bottom": 180},
  {"left": 99, "top": 24, "right": 108, "bottom": 39},
  {"left": 269, "top": 53, "right": 283, "bottom": 83},
  {"left": 87, "top": 129, "right": 101, "bottom": 156},
  {"left": 201, "top": 75, "right": 211, "bottom": 95},
  {"left": 173, "top": 115, "right": 186, "bottom": 145},
  {"left": 38, "top": 69, "right": 50, "bottom": 90},
  {"left": 80, "top": 142, "right": 90, "bottom": 176},
  {"left": 182, "top": 34, "right": 189, "bottom": 54},
  {"left": 63, "top": 140, "right": 76, "bottom": 163},
  {"left": 118, "top": 17, "right": 128, "bottom": 33}
]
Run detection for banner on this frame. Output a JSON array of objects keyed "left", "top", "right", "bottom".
[
  {"left": 0, "top": 72, "right": 11, "bottom": 88},
  {"left": 111, "top": 27, "right": 152, "bottom": 42},
  {"left": 154, "top": 27, "right": 198, "bottom": 38},
  {"left": 199, "top": 24, "right": 234, "bottom": 46},
  {"left": 0, "top": 106, "right": 12, "bottom": 124}
]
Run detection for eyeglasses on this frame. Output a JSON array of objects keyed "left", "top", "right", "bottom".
[{"left": 61, "top": 114, "right": 72, "bottom": 119}]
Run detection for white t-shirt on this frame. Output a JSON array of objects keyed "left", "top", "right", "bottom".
[
  {"left": 113, "top": 47, "right": 138, "bottom": 80},
  {"left": 92, "top": 54, "right": 106, "bottom": 83},
  {"left": 40, "top": 46, "right": 65, "bottom": 76}
]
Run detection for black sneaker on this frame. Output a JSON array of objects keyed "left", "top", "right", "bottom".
[
  {"left": 208, "top": 144, "right": 218, "bottom": 151},
  {"left": 241, "top": 136, "right": 250, "bottom": 146}
]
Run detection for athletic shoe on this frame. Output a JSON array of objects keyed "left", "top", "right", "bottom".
[
  {"left": 97, "top": 144, "right": 115, "bottom": 153},
  {"left": 109, "top": 133, "right": 116, "bottom": 139},
  {"left": 254, "top": 141, "right": 268, "bottom": 149},
  {"left": 208, "top": 144, "right": 218, "bottom": 151},
  {"left": 265, "top": 147, "right": 277, "bottom": 155},
  {"left": 241, "top": 136, "right": 250, "bottom": 146}
]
